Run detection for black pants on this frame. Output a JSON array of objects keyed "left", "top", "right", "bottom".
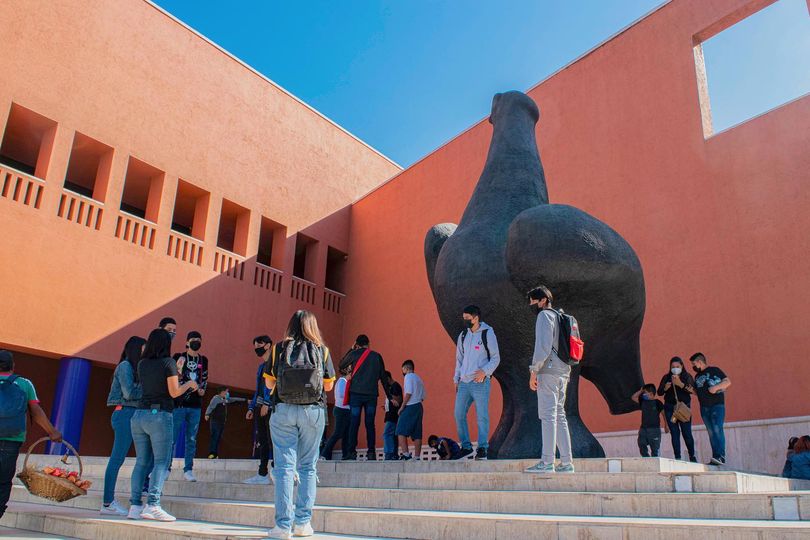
[
  {"left": 255, "top": 411, "right": 272, "bottom": 476},
  {"left": 664, "top": 404, "right": 696, "bottom": 459},
  {"left": 208, "top": 421, "right": 225, "bottom": 457},
  {"left": 321, "top": 407, "right": 351, "bottom": 459},
  {"left": 345, "top": 396, "right": 377, "bottom": 457},
  {"left": 0, "top": 440, "right": 22, "bottom": 519},
  {"left": 638, "top": 427, "right": 661, "bottom": 457}
]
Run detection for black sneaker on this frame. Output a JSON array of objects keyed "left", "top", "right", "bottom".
[
  {"left": 475, "top": 447, "right": 488, "bottom": 460},
  {"left": 341, "top": 453, "right": 357, "bottom": 461},
  {"left": 709, "top": 457, "right": 724, "bottom": 466},
  {"left": 399, "top": 453, "right": 413, "bottom": 461},
  {"left": 457, "top": 447, "right": 474, "bottom": 460},
  {"left": 366, "top": 452, "right": 377, "bottom": 461},
  {"left": 689, "top": 456, "right": 698, "bottom": 463}
]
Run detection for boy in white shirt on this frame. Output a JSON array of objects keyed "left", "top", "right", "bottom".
[{"left": 396, "top": 360, "right": 425, "bottom": 460}]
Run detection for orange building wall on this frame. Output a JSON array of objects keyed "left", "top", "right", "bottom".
[
  {"left": 0, "top": 0, "right": 399, "bottom": 402},
  {"left": 342, "top": 0, "right": 810, "bottom": 444}
]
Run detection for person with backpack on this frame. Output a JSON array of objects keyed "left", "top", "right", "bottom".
[
  {"left": 101, "top": 336, "right": 146, "bottom": 516},
  {"left": 382, "top": 370, "right": 403, "bottom": 460},
  {"left": 128, "top": 329, "right": 198, "bottom": 522},
  {"left": 690, "top": 352, "right": 731, "bottom": 465},
  {"left": 171, "top": 330, "right": 209, "bottom": 482},
  {"left": 657, "top": 356, "right": 697, "bottom": 462},
  {"left": 263, "top": 310, "right": 335, "bottom": 539},
  {"left": 338, "top": 334, "right": 386, "bottom": 461},
  {"left": 243, "top": 335, "right": 274, "bottom": 485},
  {"left": 524, "top": 286, "right": 576, "bottom": 474},
  {"left": 453, "top": 305, "right": 500, "bottom": 460},
  {"left": 0, "top": 350, "right": 62, "bottom": 520}
]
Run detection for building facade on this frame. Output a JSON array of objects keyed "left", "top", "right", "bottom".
[{"left": 1, "top": 0, "right": 808, "bottom": 471}]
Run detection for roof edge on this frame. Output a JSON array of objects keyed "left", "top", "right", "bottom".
[{"left": 143, "top": 0, "right": 402, "bottom": 170}]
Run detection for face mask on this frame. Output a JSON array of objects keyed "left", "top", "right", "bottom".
[
  {"left": 671, "top": 367, "right": 682, "bottom": 375},
  {"left": 254, "top": 346, "right": 266, "bottom": 357},
  {"left": 464, "top": 319, "right": 474, "bottom": 329},
  {"left": 189, "top": 342, "right": 201, "bottom": 351},
  {"left": 641, "top": 393, "right": 650, "bottom": 400},
  {"left": 168, "top": 331, "right": 176, "bottom": 341},
  {"left": 693, "top": 365, "right": 702, "bottom": 372}
]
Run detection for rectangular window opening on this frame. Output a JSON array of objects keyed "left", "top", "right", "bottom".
[
  {"left": 217, "top": 198, "right": 251, "bottom": 256},
  {"left": 257, "top": 217, "right": 287, "bottom": 269},
  {"left": 694, "top": 0, "right": 810, "bottom": 138},
  {"left": 0, "top": 103, "right": 57, "bottom": 177},
  {"left": 171, "top": 179, "right": 209, "bottom": 240},
  {"left": 325, "top": 247, "right": 348, "bottom": 293},
  {"left": 63, "top": 132, "right": 114, "bottom": 201},
  {"left": 293, "top": 233, "right": 318, "bottom": 281},
  {"left": 120, "top": 157, "right": 165, "bottom": 222}
]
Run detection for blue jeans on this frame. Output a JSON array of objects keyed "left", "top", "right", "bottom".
[
  {"left": 454, "top": 378, "right": 491, "bottom": 449},
  {"left": 172, "top": 407, "right": 201, "bottom": 472},
  {"left": 270, "top": 403, "right": 325, "bottom": 531},
  {"left": 130, "top": 409, "right": 173, "bottom": 507},
  {"left": 383, "top": 421, "right": 397, "bottom": 459},
  {"left": 701, "top": 404, "right": 726, "bottom": 459},
  {"left": 103, "top": 407, "right": 135, "bottom": 504},
  {"left": 346, "top": 395, "right": 377, "bottom": 457}
]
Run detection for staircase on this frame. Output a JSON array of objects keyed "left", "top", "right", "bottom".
[{"left": 3, "top": 456, "right": 810, "bottom": 539}]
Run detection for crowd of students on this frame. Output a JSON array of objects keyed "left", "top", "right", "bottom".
[{"left": 0, "top": 283, "right": 788, "bottom": 539}]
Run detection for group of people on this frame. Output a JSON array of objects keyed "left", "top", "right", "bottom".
[{"left": 632, "top": 353, "right": 731, "bottom": 465}]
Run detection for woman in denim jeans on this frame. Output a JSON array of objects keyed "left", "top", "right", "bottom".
[
  {"left": 128, "top": 329, "right": 198, "bottom": 522},
  {"left": 100, "top": 336, "right": 145, "bottom": 516},
  {"left": 263, "top": 311, "right": 335, "bottom": 539}
]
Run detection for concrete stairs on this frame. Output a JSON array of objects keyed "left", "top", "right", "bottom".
[{"left": 3, "top": 456, "right": 810, "bottom": 539}]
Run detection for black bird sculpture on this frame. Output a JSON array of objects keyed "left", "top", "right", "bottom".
[{"left": 424, "top": 91, "right": 646, "bottom": 458}]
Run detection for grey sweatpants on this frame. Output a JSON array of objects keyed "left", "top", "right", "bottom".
[{"left": 536, "top": 373, "right": 573, "bottom": 465}]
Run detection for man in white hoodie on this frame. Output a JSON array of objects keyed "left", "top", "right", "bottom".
[
  {"left": 454, "top": 305, "right": 501, "bottom": 460},
  {"left": 525, "top": 286, "right": 575, "bottom": 473}
]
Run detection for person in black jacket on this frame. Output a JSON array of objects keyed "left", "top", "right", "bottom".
[
  {"left": 382, "top": 371, "right": 403, "bottom": 460},
  {"left": 657, "top": 356, "right": 697, "bottom": 462},
  {"left": 339, "top": 335, "right": 386, "bottom": 460}
]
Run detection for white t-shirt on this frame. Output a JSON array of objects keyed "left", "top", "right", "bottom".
[
  {"left": 333, "top": 377, "right": 350, "bottom": 410},
  {"left": 403, "top": 372, "right": 425, "bottom": 406}
]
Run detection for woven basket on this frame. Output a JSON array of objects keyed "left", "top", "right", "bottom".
[{"left": 16, "top": 437, "right": 87, "bottom": 502}]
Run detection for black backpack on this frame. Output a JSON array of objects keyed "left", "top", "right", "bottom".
[
  {"left": 274, "top": 341, "right": 326, "bottom": 405},
  {"left": 549, "top": 309, "right": 584, "bottom": 366},
  {"left": 0, "top": 375, "right": 28, "bottom": 438},
  {"left": 459, "top": 328, "right": 491, "bottom": 360}
]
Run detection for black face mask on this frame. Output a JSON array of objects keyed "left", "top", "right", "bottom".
[
  {"left": 531, "top": 304, "right": 542, "bottom": 315},
  {"left": 189, "top": 342, "right": 201, "bottom": 352},
  {"left": 464, "top": 319, "right": 474, "bottom": 329},
  {"left": 167, "top": 330, "right": 176, "bottom": 341},
  {"left": 254, "top": 346, "right": 266, "bottom": 357}
]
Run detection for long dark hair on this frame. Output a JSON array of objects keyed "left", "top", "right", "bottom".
[
  {"left": 283, "top": 310, "right": 323, "bottom": 347},
  {"left": 120, "top": 336, "right": 146, "bottom": 382},
  {"left": 143, "top": 328, "right": 172, "bottom": 360}
]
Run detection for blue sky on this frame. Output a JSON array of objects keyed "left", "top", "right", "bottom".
[{"left": 153, "top": 0, "right": 809, "bottom": 165}]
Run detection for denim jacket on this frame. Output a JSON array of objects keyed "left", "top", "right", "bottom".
[
  {"left": 787, "top": 451, "right": 810, "bottom": 480},
  {"left": 249, "top": 362, "right": 271, "bottom": 411},
  {"left": 106, "top": 361, "right": 142, "bottom": 408}
]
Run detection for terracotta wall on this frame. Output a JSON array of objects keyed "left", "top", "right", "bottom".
[
  {"left": 0, "top": 0, "right": 399, "bottom": 401},
  {"left": 342, "top": 0, "right": 810, "bottom": 445}
]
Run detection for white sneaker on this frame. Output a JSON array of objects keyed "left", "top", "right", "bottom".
[
  {"left": 100, "top": 500, "right": 127, "bottom": 516},
  {"left": 243, "top": 474, "right": 271, "bottom": 485},
  {"left": 140, "top": 505, "right": 176, "bottom": 522},
  {"left": 183, "top": 470, "right": 197, "bottom": 482},
  {"left": 292, "top": 521, "right": 314, "bottom": 537},
  {"left": 267, "top": 526, "right": 292, "bottom": 539},
  {"left": 127, "top": 505, "right": 143, "bottom": 520}
]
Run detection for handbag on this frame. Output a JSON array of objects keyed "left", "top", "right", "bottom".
[{"left": 669, "top": 377, "right": 692, "bottom": 423}]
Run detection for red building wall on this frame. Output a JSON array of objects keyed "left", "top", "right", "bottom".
[{"left": 341, "top": 0, "right": 810, "bottom": 443}]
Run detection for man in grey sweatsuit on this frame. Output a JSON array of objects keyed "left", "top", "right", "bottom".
[
  {"left": 454, "top": 305, "right": 501, "bottom": 460},
  {"left": 525, "top": 286, "right": 574, "bottom": 473}
]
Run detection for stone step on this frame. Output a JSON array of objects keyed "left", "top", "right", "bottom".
[
  {"left": 21, "top": 454, "right": 710, "bottom": 474},
  {"left": 6, "top": 498, "right": 810, "bottom": 540},
  {"left": 13, "top": 483, "right": 810, "bottom": 521},
  {"left": 0, "top": 524, "right": 79, "bottom": 539},
  {"left": 0, "top": 503, "right": 393, "bottom": 540}
]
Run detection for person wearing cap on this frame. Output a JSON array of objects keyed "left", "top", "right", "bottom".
[{"left": 171, "top": 330, "right": 208, "bottom": 481}]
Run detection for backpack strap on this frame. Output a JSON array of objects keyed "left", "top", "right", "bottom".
[
  {"left": 2, "top": 374, "right": 18, "bottom": 385},
  {"left": 481, "top": 329, "right": 491, "bottom": 361}
]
